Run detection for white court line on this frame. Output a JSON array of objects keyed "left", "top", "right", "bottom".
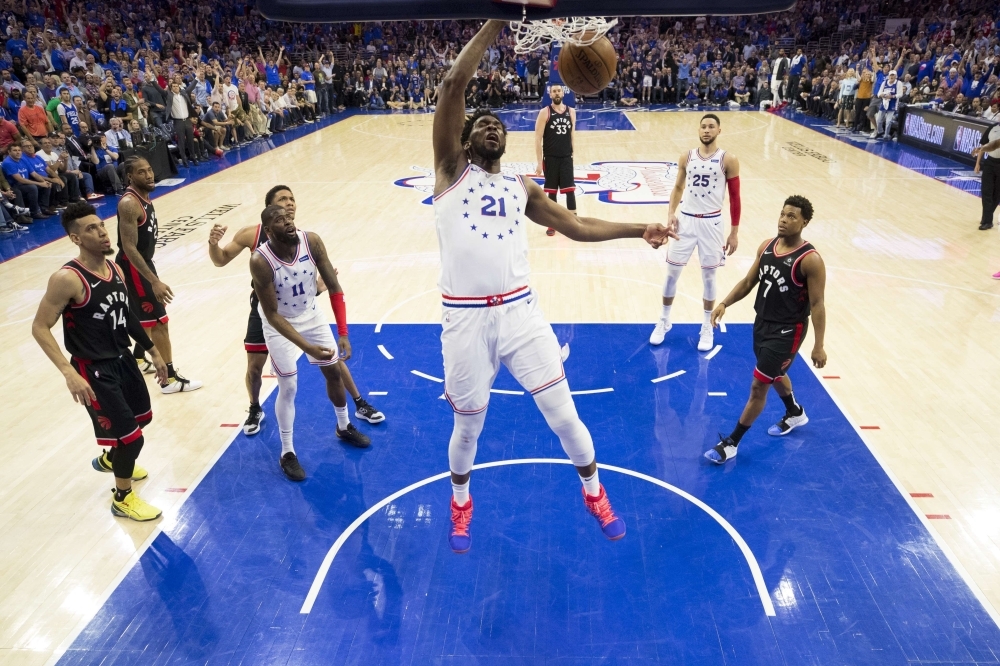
[
  {"left": 411, "top": 370, "right": 444, "bottom": 383},
  {"left": 802, "top": 358, "right": 1000, "bottom": 629},
  {"left": 377, "top": 344, "right": 394, "bottom": 360},
  {"left": 719, "top": 322, "right": 727, "bottom": 333},
  {"left": 651, "top": 370, "right": 686, "bottom": 383},
  {"left": 45, "top": 382, "right": 279, "bottom": 666},
  {"left": 708, "top": 392, "right": 728, "bottom": 397},
  {"left": 374, "top": 288, "right": 437, "bottom": 332},
  {"left": 704, "top": 345, "right": 723, "bottom": 360},
  {"left": 571, "top": 388, "right": 614, "bottom": 395},
  {"left": 490, "top": 389, "right": 525, "bottom": 395},
  {"left": 299, "top": 458, "right": 775, "bottom": 617},
  {"left": 368, "top": 391, "right": 388, "bottom": 396}
]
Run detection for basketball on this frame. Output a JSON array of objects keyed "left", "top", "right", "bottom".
[{"left": 557, "top": 36, "right": 618, "bottom": 96}]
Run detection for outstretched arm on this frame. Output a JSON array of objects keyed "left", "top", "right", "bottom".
[
  {"left": 250, "top": 252, "right": 334, "bottom": 360},
  {"left": 522, "top": 179, "right": 673, "bottom": 246},
  {"left": 432, "top": 20, "right": 506, "bottom": 189},
  {"left": 711, "top": 238, "right": 769, "bottom": 327},
  {"left": 306, "top": 231, "right": 351, "bottom": 360},
  {"left": 207, "top": 223, "right": 257, "bottom": 267}
]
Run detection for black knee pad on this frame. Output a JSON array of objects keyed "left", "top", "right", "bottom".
[
  {"left": 566, "top": 191, "right": 576, "bottom": 211},
  {"left": 112, "top": 436, "right": 145, "bottom": 479}
]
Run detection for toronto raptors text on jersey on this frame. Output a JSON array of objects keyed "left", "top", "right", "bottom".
[
  {"left": 116, "top": 188, "right": 158, "bottom": 263},
  {"left": 754, "top": 238, "right": 817, "bottom": 323},
  {"left": 543, "top": 106, "right": 573, "bottom": 157},
  {"left": 254, "top": 230, "right": 321, "bottom": 321},
  {"left": 434, "top": 164, "right": 531, "bottom": 298},
  {"left": 681, "top": 148, "right": 727, "bottom": 217},
  {"left": 61, "top": 259, "right": 133, "bottom": 360}
]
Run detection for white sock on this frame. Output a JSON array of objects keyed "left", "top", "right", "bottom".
[
  {"left": 452, "top": 480, "right": 470, "bottom": 506},
  {"left": 280, "top": 430, "right": 294, "bottom": 456},
  {"left": 581, "top": 470, "right": 601, "bottom": 497},
  {"left": 661, "top": 304, "right": 672, "bottom": 321},
  {"left": 703, "top": 310, "right": 712, "bottom": 327},
  {"left": 334, "top": 404, "right": 350, "bottom": 430}
]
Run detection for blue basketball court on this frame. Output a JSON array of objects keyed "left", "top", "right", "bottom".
[{"left": 56, "top": 323, "right": 1000, "bottom": 665}]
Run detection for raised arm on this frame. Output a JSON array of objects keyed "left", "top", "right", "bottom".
[
  {"left": 207, "top": 223, "right": 258, "bottom": 267},
  {"left": 432, "top": 20, "right": 506, "bottom": 187},
  {"left": 250, "top": 252, "right": 334, "bottom": 360},
  {"left": 306, "top": 231, "right": 351, "bottom": 359},
  {"left": 801, "top": 251, "right": 827, "bottom": 368},
  {"left": 710, "top": 238, "right": 769, "bottom": 326},
  {"left": 118, "top": 195, "right": 172, "bottom": 303},
  {"left": 522, "top": 178, "right": 671, "bottom": 246}
]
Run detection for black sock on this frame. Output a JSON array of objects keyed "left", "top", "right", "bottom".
[
  {"left": 114, "top": 486, "right": 132, "bottom": 502},
  {"left": 353, "top": 395, "right": 363, "bottom": 404},
  {"left": 780, "top": 392, "right": 802, "bottom": 416},
  {"left": 166, "top": 362, "right": 175, "bottom": 378},
  {"left": 729, "top": 422, "right": 750, "bottom": 445}
]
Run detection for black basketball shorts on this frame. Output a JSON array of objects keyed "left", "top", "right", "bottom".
[
  {"left": 543, "top": 155, "right": 575, "bottom": 194},
  {"left": 72, "top": 355, "right": 152, "bottom": 447},
  {"left": 244, "top": 292, "right": 267, "bottom": 353},
  {"left": 117, "top": 255, "right": 168, "bottom": 328},
  {"left": 752, "top": 319, "right": 808, "bottom": 384}
]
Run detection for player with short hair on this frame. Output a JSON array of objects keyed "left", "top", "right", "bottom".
[
  {"left": 650, "top": 114, "right": 741, "bottom": 352},
  {"left": 705, "top": 195, "right": 827, "bottom": 464},
  {"left": 249, "top": 204, "right": 371, "bottom": 481},
  {"left": 116, "top": 157, "right": 202, "bottom": 393},
  {"left": 207, "top": 184, "right": 384, "bottom": 434},
  {"left": 432, "top": 20, "right": 673, "bottom": 553},
  {"left": 32, "top": 202, "right": 168, "bottom": 521},
  {"left": 534, "top": 84, "right": 577, "bottom": 236}
]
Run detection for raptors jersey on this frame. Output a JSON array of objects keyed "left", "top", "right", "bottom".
[
  {"left": 61, "top": 259, "right": 132, "bottom": 361},
  {"left": 254, "top": 230, "right": 320, "bottom": 321},
  {"left": 116, "top": 188, "right": 158, "bottom": 262},
  {"left": 680, "top": 148, "right": 727, "bottom": 217},
  {"left": 434, "top": 164, "right": 531, "bottom": 298},
  {"left": 754, "top": 237, "right": 817, "bottom": 324},
  {"left": 542, "top": 105, "right": 573, "bottom": 157}
]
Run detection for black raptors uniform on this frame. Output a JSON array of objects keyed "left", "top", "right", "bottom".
[
  {"left": 115, "top": 188, "right": 166, "bottom": 327},
  {"left": 752, "top": 238, "right": 817, "bottom": 384},
  {"left": 542, "top": 105, "right": 574, "bottom": 196},
  {"left": 244, "top": 224, "right": 267, "bottom": 353},
  {"left": 61, "top": 259, "right": 153, "bottom": 446}
]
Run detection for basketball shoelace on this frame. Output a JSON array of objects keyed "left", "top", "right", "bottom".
[
  {"left": 451, "top": 501, "right": 472, "bottom": 537},
  {"left": 585, "top": 489, "right": 618, "bottom": 528}
]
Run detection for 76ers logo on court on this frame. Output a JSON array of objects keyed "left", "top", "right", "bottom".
[{"left": 395, "top": 161, "right": 679, "bottom": 206}]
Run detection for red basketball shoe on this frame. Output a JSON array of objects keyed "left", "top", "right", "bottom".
[
  {"left": 449, "top": 496, "right": 473, "bottom": 553},
  {"left": 583, "top": 485, "right": 626, "bottom": 540}
]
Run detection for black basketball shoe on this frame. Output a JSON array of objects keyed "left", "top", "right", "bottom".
[
  {"left": 243, "top": 405, "right": 265, "bottom": 435},
  {"left": 336, "top": 423, "right": 371, "bottom": 448},
  {"left": 354, "top": 398, "right": 385, "bottom": 424},
  {"left": 280, "top": 452, "right": 306, "bottom": 481}
]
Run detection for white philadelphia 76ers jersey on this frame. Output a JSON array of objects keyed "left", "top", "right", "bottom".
[
  {"left": 254, "top": 230, "right": 320, "bottom": 321},
  {"left": 680, "top": 148, "right": 727, "bottom": 217},
  {"left": 434, "top": 164, "right": 531, "bottom": 297}
]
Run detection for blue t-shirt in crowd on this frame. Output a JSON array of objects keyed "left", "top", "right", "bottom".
[
  {"left": 265, "top": 64, "right": 280, "bottom": 86},
  {"left": 25, "top": 153, "right": 48, "bottom": 177},
  {"left": 300, "top": 70, "right": 314, "bottom": 90},
  {"left": 2, "top": 155, "right": 31, "bottom": 182}
]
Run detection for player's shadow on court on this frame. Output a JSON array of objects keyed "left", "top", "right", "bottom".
[{"left": 139, "top": 533, "right": 220, "bottom": 662}]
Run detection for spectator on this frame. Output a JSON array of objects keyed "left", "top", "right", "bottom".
[
  {"left": 105, "top": 117, "right": 133, "bottom": 151},
  {"left": 3, "top": 142, "right": 54, "bottom": 218},
  {"left": 18, "top": 88, "right": 51, "bottom": 147},
  {"left": 873, "top": 70, "right": 904, "bottom": 140},
  {"left": 90, "top": 134, "right": 124, "bottom": 195}
]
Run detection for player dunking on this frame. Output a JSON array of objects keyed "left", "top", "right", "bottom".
[
  {"left": 207, "top": 185, "right": 384, "bottom": 435},
  {"left": 650, "top": 114, "right": 741, "bottom": 352},
  {"left": 433, "top": 20, "right": 672, "bottom": 553},
  {"left": 534, "top": 84, "right": 577, "bottom": 236},
  {"left": 116, "top": 157, "right": 202, "bottom": 393},
  {"left": 249, "top": 204, "right": 371, "bottom": 481},
  {"left": 705, "top": 195, "right": 827, "bottom": 464},
  {"left": 32, "top": 202, "right": 168, "bottom": 521}
]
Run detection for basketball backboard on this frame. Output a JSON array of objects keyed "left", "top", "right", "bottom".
[{"left": 257, "top": 0, "right": 796, "bottom": 24}]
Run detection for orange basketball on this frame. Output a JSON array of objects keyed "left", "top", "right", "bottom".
[{"left": 557, "top": 36, "right": 618, "bottom": 96}]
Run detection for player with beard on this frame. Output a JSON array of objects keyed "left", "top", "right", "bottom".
[
  {"left": 116, "top": 157, "right": 202, "bottom": 393},
  {"left": 432, "top": 20, "right": 674, "bottom": 553},
  {"left": 207, "top": 185, "right": 384, "bottom": 435},
  {"left": 534, "top": 84, "right": 577, "bottom": 236},
  {"left": 249, "top": 204, "right": 371, "bottom": 481},
  {"left": 705, "top": 195, "right": 827, "bottom": 464},
  {"left": 32, "top": 202, "right": 168, "bottom": 521},
  {"left": 650, "top": 114, "right": 741, "bottom": 353}
]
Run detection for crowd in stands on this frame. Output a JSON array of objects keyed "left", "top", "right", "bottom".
[{"left": 0, "top": 0, "right": 998, "bottom": 234}]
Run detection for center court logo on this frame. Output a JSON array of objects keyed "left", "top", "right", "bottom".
[{"left": 394, "top": 161, "right": 679, "bottom": 205}]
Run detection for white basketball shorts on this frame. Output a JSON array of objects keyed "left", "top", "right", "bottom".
[
  {"left": 259, "top": 305, "right": 338, "bottom": 377},
  {"left": 666, "top": 211, "right": 726, "bottom": 269},
  {"left": 441, "top": 292, "right": 565, "bottom": 414}
]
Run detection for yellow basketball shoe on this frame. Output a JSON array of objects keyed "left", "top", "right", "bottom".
[
  {"left": 111, "top": 490, "right": 162, "bottom": 522},
  {"left": 92, "top": 450, "right": 148, "bottom": 480}
]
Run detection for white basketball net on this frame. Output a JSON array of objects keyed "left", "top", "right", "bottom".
[{"left": 509, "top": 16, "right": 618, "bottom": 54}]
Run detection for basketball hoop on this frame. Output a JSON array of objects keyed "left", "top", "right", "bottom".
[{"left": 509, "top": 16, "right": 618, "bottom": 54}]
